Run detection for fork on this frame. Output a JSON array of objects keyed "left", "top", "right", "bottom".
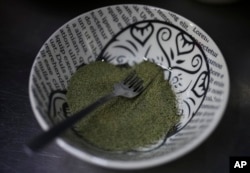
[{"left": 25, "top": 71, "right": 144, "bottom": 154}]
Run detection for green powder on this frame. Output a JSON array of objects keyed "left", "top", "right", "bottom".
[{"left": 66, "top": 61, "right": 180, "bottom": 152}]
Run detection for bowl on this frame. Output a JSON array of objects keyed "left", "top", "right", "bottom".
[{"left": 29, "top": 4, "right": 230, "bottom": 169}]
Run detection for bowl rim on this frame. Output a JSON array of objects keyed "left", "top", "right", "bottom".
[{"left": 29, "top": 3, "right": 230, "bottom": 169}]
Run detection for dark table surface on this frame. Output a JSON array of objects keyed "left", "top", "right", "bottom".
[{"left": 1, "top": 0, "right": 250, "bottom": 172}]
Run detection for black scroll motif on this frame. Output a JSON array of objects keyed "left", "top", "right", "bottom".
[
  {"left": 156, "top": 27, "right": 172, "bottom": 68},
  {"left": 48, "top": 90, "right": 70, "bottom": 124},
  {"left": 98, "top": 20, "right": 210, "bottom": 152},
  {"left": 170, "top": 54, "right": 203, "bottom": 75}
]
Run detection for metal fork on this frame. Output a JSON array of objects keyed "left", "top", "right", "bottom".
[{"left": 25, "top": 71, "right": 144, "bottom": 154}]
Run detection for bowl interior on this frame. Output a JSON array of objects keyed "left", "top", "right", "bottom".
[{"left": 29, "top": 4, "right": 229, "bottom": 169}]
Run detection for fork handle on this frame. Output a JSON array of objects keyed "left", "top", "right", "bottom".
[{"left": 25, "top": 92, "right": 116, "bottom": 154}]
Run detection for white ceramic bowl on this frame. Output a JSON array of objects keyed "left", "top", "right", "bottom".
[{"left": 29, "top": 4, "right": 230, "bottom": 169}]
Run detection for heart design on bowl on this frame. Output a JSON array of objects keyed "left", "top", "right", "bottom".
[
  {"left": 131, "top": 22, "right": 154, "bottom": 46},
  {"left": 176, "top": 33, "right": 195, "bottom": 55}
]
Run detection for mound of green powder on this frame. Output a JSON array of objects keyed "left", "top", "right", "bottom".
[{"left": 66, "top": 61, "right": 180, "bottom": 151}]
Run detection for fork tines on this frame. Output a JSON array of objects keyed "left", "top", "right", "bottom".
[{"left": 124, "top": 71, "right": 144, "bottom": 92}]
